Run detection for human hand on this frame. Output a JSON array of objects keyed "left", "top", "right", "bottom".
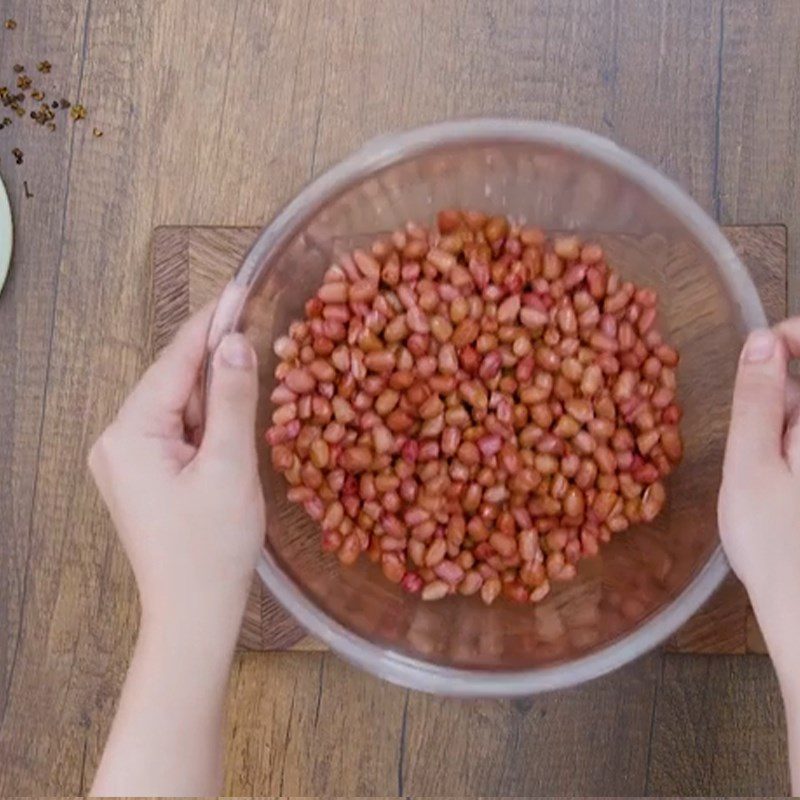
[
  {"left": 718, "top": 317, "right": 800, "bottom": 681},
  {"left": 89, "top": 306, "right": 265, "bottom": 644}
]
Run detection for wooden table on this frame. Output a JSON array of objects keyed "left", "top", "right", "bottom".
[{"left": 0, "top": 2, "right": 796, "bottom": 795}]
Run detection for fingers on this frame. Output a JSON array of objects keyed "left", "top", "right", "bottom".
[
  {"left": 724, "top": 328, "right": 788, "bottom": 477},
  {"left": 200, "top": 333, "right": 259, "bottom": 469},
  {"left": 772, "top": 316, "right": 800, "bottom": 470},
  {"left": 775, "top": 315, "right": 800, "bottom": 358},
  {"left": 119, "top": 304, "right": 215, "bottom": 435}
]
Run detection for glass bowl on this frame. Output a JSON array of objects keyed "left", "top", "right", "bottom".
[{"left": 207, "top": 119, "right": 766, "bottom": 696}]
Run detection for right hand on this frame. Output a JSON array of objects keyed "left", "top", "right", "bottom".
[{"left": 718, "top": 317, "right": 800, "bottom": 680}]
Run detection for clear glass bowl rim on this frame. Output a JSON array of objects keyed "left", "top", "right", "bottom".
[{"left": 213, "top": 119, "right": 767, "bottom": 697}]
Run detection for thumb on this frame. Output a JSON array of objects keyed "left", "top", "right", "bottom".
[
  {"left": 724, "top": 328, "right": 787, "bottom": 475},
  {"left": 201, "top": 333, "right": 259, "bottom": 466}
]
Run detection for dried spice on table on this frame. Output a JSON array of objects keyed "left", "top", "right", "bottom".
[{"left": 0, "top": 19, "right": 103, "bottom": 180}]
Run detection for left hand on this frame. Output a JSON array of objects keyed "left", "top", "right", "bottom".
[{"left": 89, "top": 305, "right": 265, "bottom": 640}]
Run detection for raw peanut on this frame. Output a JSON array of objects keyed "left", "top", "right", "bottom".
[
  {"left": 535, "top": 347, "right": 561, "bottom": 372},
  {"left": 310, "top": 439, "right": 331, "bottom": 469},
  {"left": 384, "top": 314, "right": 408, "bottom": 342},
  {"left": 641, "top": 481, "right": 666, "bottom": 521},
  {"left": 317, "top": 282, "right": 348, "bottom": 303},
  {"left": 572, "top": 430, "right": 596, "bottom": 455},
  {"left": 592, "top": 490, "right": 618, "bottom": 522},
  {"left": 421, "top": 579, "right": 449, "bottom": 601},
  {"left": 459, "top": 570, "right": 483, "bottom": 595},
  {"left": 479, "top": 350, "right": 503, "bottom": 381},
  {"left": 636, "top": 429, "right": 660, "bottom": 456},
  {"left": 656, "top": 344, "right": 679, "bottom": 366},
  {"left": 452, "top": 317, "right": 481, "bottom": 347},
  {"left": 430, "top": 315, "right": 454, "bottom": 342},
  {"left": 607, "top": 515, "right": 629, "bottom": 533},
  {"left": 590, "top": 331, "right": 618, "bottom": 352},
  {"left": 321, "top": 529, "right": 343, "bottom": 552},
  {"left": 534, "top": 453, "right": 559, "bottom": 474},
  {"left": 561, "top": 453, "right": 580, "bottom": 477},
  {"left": 272, "top": 402, "right": 298, "bottom": 426},
  {"left": 580, "top": 364, "right": 603, "bottom": 396},
  {"left": 341, "top": 446, "right": 372, "bottom": 472},
  {"left": 434, "top": 559, "right": 464, "bottom": 585},
  {"left": 364, "top": 350, "right": 396, "bottom": 373},
  {"left": 270, "top": 212, "right": 682, "bottom": 604},
  {"left": 381, "top": 554, "right": 406, "bottom": 583},
  {"left": 594, "top": 445, "right": 617, "bottom": 474},
  {"left": 375, "top": 388, "right": 400, "bottom": 416},
  {"left": 563, "top": 486, "right": 585, "bottom": 517},
  {"left": 518, "top": 528, "right": 539, "bottom": 562},
  {"left": 613, "top": 370, "right": 637, "bottom": 402},
  {"left": 437, "top": 209, "right": 462, "bottom": 233},
  {"left": 618, "top": 320, "right": 636, "bottom": 351},
  {"left": 406, "top": 306, "right": 430, "bottom": 334},
  {"left": 638, "top": 307, "right": 657, "bottom": 334},
  {"left": 660, "top": 425, "right": 683, "bottom": 461},
  {"left": 565, "top": 397, "right": 593, "bottom": 423},
  {"left": 477, "top": 435, "right": 503, "bottom": 458},
  {"left": 480, "top": 576, "right": 502, "bottom": 605},
  {"left": 401, "top": 572, "right": 423, "bottom": 593},
  {"left": 338, "top": 533, "right": 361, "bottom": 565},
  {"left": 274, "top": 335, "right": 299, "bottom": 360},
  {"left": 353, "top": 249, "right": 381, "bottom": 281},
  {"left": 424, "top": 538, "right": 447, "bottom": 567},
  {"left": 554, "top": 235, "right": 581, "bottom": 260},
  {"left": 285, "top": 368, "right": 316, "bottom": 394},
  {"left": 428, "top": 247, "right": 457, "bottom": 272},
  {"left": 520, "top": 306, "right": 549, "bottom": 329},
  {"left": 271, "top": 384, "right": 298, "bottom": 405},
  {"left": 575, "top": 458, "right": 598, "bottom": 490},
  {"left": 489, "top": 532, "right": 517, "bottom": 557},
  {"left": 587, "top": 417, "right": 614, "bottom": 439},
  {"left": 553, "top": 415, "right": 580, "bottom": 438},
  {"left": 497, "top": 294, "right": 521, "bottom": 324},
  {"left": 386, "top": 409, "right": 414, "bottom": 432},
  {"left": 560, "top": 357, "right": 583, "bottom": 383}
]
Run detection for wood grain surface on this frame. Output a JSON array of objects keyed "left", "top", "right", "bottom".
[
  {"left": 1, "top": 0, "right": 798, "bottom": 795},
  {"left": 151, "top": 222, "right": 786, "bottom": 655}
]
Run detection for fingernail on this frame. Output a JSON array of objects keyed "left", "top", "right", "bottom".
[
  {"left": 218, "top": 333, "right": 254, "bottom": 369},
  {"left": 743, "top": 329, "right": 776, "bottom": 363}
]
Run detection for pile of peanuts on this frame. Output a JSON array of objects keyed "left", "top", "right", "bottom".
[{"left": 266, "top": 210, "right": 683, "bottom": 605}]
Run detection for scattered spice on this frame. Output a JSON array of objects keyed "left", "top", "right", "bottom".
[
  {"left": 23, "top": 180, "right": 32, "bottom": 198},
  {"left": 1, "top": 20, "right": 102, "bottom": 175},
  {"left": 29, "top": 102, "right": 55, "bottom": 125}
]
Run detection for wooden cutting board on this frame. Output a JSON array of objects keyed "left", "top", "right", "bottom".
[{"left": 151, "top": 224, "right": 787, "bottom": 654}]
